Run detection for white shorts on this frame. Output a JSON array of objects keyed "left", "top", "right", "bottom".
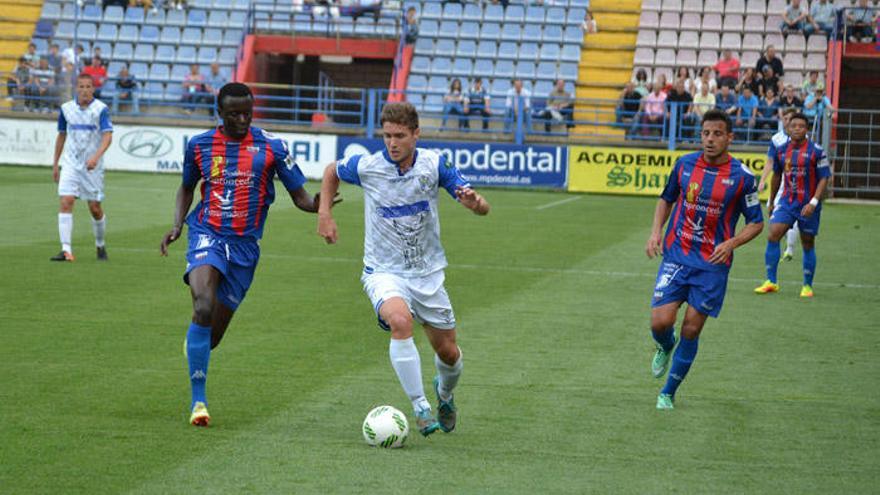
[
  {"left": 58, "top": 166, "right": 104, "bottom": 202},
  {"left": 361, "top": 269, "right": 456, "bottom": 330}
]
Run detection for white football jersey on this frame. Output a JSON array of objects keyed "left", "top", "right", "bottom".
[
  {"left": 57, "top": 98, "right": 113, "bottom": 171},
  {"left": 337, "top": 148, "right": 470, "bottom": 278}
]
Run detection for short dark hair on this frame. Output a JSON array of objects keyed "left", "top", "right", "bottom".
[
  {"left": 380, "top": 102, "right": 419, "bottom": 130},
  {"left": 217, "top": 82, "right": 253, "bottom": 110},
  {"left": 77, "top": 73, "right": 95, "bottom": 84},
  {"left": 789, "top": 112, "right": 810, "bottom": 126},
  {"left": 701, "top": 109, "right": 733, "bottom": 133}
]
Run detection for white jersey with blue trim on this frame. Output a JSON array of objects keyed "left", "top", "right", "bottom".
[
  {"left": 768, "top": 130, "right": 789, "bottom": 201},
  {"left": 57, "top": 98, "right": 113, "bottom": 171},
  {"left": 337, "top": 147, "right": 470, "bottom": 278}
]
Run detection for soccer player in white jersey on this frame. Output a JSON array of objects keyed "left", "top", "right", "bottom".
[
  {"left": 758, "top": 108, "right": 799, "bottom": 261},
  {"left": 317, "top": 102, "right": 490, "bottom": 436},
  {"left": 51, "top": 73, "right": 113, "bottom": 262}
]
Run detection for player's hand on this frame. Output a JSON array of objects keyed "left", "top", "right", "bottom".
[
  {"left": 318, "top": 213, "right": 338, "bottom": 244},
  {"left": 455, "top": 186, "right": 480, "bottom": 210},
  {"left": 86, "top": 155, "right": 99, "bottom": 170},
  {"left": 757, "top": 178, "right": 766, "bottom": 192},
  {"left": 708, "top": 239, "right": 736, "bottom": 264},
  {"left": 645, "top": 232, "right": 662, "bottom": 259},
  {"left": 160, "top": 226, "right": 182, "bottom": 256},
  {"left": 52, "top": 166, "right": 59, "bottom": 183},
  {"left": 801, "top": 203, "right": 816, "bottom": 218}
]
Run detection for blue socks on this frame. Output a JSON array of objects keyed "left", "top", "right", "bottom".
[
  {"left": 652, "top": 327, "right": 676, "bottom": 352},
  {"left": 661, "top": 335, "right": 699, "bottom": 397},
  {"left": 186, "top": 322, "right": 212, "bottom": 408},
  {"left": 803, "top": 247, "right": 816, "bottom": 286},
  {"left": 765, "top": 240, "right": 781, "bottom": 283}
]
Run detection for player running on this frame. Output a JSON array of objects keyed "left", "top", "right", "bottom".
[
  {"left": 51, "top": 73, "right": 113, "bottom": 262},
  {"left": 645, "top": 109, "right": 764, "bottom": 410},
  {"left": 317, "top": 102, "right": 490, "bottom": 436},
  {"left": 758, "top": 108, "right": 799, "bottom": 261},
  {"left": 755, "top": 112, "right": 832, "bottom": 298},
  {"left": 160, "top": 83, "right": 332, "bottom": 426}
]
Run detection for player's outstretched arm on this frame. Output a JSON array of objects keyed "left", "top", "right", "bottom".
[
  {"left": 708, "top": 221, "right": 763, "bottom": 264},
  {"left": 52, "top": 132, "right": 66, "bottom": 183},
  {"left": 317, "top": 163, "right": 341, "bottom": 244},
  {"left": 455, "top": 186, "right": 490, "bottom": 215},
  {"left": 646, "top": 199, "right": 673, "bottom": 258},
  {"left": 288, "top": 188, "right": 342, "bottom": 214},
  {"left": 160, "top": 184, "right": 195, "bottom": 256}
]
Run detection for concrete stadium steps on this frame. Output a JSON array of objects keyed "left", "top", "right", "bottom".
[
  {"left": 0, "top": 0, "right": 43, "bottom": 75},
  {"left": 573, "top": 0, "right": 641, "bottom": 138}
]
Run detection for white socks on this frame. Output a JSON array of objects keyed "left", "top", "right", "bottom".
[
  {"left": 58, "top": 213, "right": 73, "bottom": 253},
  {"left": 785, "top": 227, "right": 799, "bottom": 254},
  {"left": 389, "top": 337, "right": 430, "bottom": 412},
  {"left": 91, "top": 215, "right": 106, "bottom": 248},
  {"left": 434, "top": 348, "right": 462, "bottom": 402}
]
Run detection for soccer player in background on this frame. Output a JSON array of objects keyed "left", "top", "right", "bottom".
[
  {"left": 758, "top": 108, "right": 800, "bottom": 261},
  {"left": 755, "top": 112, "right": 831, "bottom": 298},
  {"left": 645, "top": 109, "right": 764, "bottom": 410},
  {"left": 51, "top": 73, "right": 113, "bottom": 262},
  {"left": 317, "top": 102, "right": 490, "bottom": 436},
  {"left": 159, "top": 83, "right": 332, "bottom": 426}
]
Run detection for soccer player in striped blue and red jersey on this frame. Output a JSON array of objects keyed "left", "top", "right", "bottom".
[
  {"left": 159, "top": 83, "right": 334, "bottom": 426},
  {"left": 645, "top": 109, "right": 764, "bottom": 410},
  {"left": 755, "top": 112, "right": 831, "bottom": 297}
]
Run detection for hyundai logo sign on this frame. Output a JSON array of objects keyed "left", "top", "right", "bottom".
[{"left": 119, "top": 130, "right": 173, "bottom": 159}]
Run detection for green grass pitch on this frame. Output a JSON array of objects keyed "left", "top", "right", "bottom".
[{"left": 0, "top": 165, "right": 878, "bottom": 494}]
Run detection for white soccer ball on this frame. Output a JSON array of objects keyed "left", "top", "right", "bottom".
[{"left": 362, "top": 405, "right": 409, "bottom": 448}]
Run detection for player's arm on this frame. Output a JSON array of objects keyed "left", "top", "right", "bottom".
[
  {"left": 288, "top": 187, "right": 341, "bottom": 213},
  {"left": 646, "top": 198, "right": 674, "bottom": 259},
  {"left": 801, "top": 151, "right": 832, "bottom": 218},
  {"left": 317, "top": 162, "right": 342, "bottom": 244},
  {"left": 161, "top": 142, "right": 199, "bottom": 256},
  {"left": 456, "top": 187, "right": 490, "bottom": 215},
  {"left": 759, "top": 142, "right": 777, "bottom": 192},
  {"left": 52, "top": 109, "right": 67, "bottom": 183},
  {"left": 87, "top": 107, "right": 114, "bottom": 170},
  {"left": 768, "top": 167, "right": 782, "bottom": 212}
]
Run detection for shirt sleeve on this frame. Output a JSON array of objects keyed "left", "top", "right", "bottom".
[
  {"left": 772, "top": 144, "right": 784, "bottom": 174},
  {"left": 815, "top": 146, "right": 832, "bottom": 180},
  {"left": 99, "top": 107, "right": 113, "bottom": 132},
  {"left": 336, "top": 154, "right": 362, "bottom": 186},
  {"left": 181, "top": 139, "right": 201, "bottom": 188},
  {"left": 57, "top": 108, "right": 67, "bottom": 133},
  {"left": 274, "top": 140, "right": 307, "bottom": 191},
  {"left": 437, "top": 153, "right": 470, "bottom": 199},
  {"left": 739, "top": 173, "right": 764, "bottom": 224},
  {"left": 660, "top": 159, "right": 682, "bottom": 203}
]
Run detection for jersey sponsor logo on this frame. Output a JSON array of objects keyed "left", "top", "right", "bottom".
[
  {"left": 722, "top": 178, "right": 735, "bottom": 186},
  {"left": 247, "top": 146, "right": 260, "bottom": 153},
  {"left": 678, "top": 216, "right": 705, "bottom": 243},
  {"left": 686, "top": 182, "right": 701, "bottom": 203},
  {"left": 212, "top": 190, "right": 234, "bottom": 211}
]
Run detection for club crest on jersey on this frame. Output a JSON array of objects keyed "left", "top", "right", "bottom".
[
  {"left": 418, "top": 175, "right": 432, "bottom": 193},
  {"left": 686, "top": 182, "right": 701, "bottom": 203},
  {"left": 784, "top": 159, "right": 792, "bottom": 173},
  {"left": 247, "top": 146, "right": 260, "bottom": 153},
  {"left": 211, "top": 156, "right": 224, "bottom": 178}
]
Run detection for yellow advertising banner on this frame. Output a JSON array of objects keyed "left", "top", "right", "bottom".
[{"left": 568, "top": 146, "right": 772, "bottom": 200}]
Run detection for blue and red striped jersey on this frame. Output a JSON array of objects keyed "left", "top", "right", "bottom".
[
  {"left": 660, "top": 152, "right": 763, "bottom": 272},
  {"left": 771, "top": 138, "right": 831, "bottom": 206},
  {"left": 182, "top": 126, "right": 306, "bottom": 240}
]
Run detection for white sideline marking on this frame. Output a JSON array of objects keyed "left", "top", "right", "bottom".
[{"left": 535, "top": 196, "right": 582, "bottom": 210}]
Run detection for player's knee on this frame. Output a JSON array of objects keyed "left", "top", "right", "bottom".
[
  {"left": 192, "top": 296, "right": 215, "bottom": 326},
  {"left": 436, "top": 340, "right": 459, "bottom": 364},
  {"left": 88, "top": 204, "right": 103, "bottom": 219},
  {"left": 801, "top": 236, "right": 815, "bottom": 249},
  {"left": 385, "top": 312, "right": 413, "bottom": 336},
  {"left": 680, "top": 322, "right": 703, "bottom": 340},
  {"left": 650, "top": 314, "right": 676, "bottom": 332}
]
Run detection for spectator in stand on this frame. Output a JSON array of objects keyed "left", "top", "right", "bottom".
[
  {"left": 781, "top": 0, "right": 809, "bottom": 34},
  {"left": 5, "top": 57, "right": 30, "bottom": 103},
  {"left": 504, "top": 78, "right": 531, "bottom": 133},
  {"left": 130, "top": 0, "right": 155, "bottom": 13},
  {"left": 804, "top": 86, "right": 835, "bottom": 124},
  {"left": 736, "top": 85, "right": 759, "bottom": 140},
  {"left": 759, "top": 65, "right": 782, "bottom": 98},
  {"left": 582, "top": 9, "right": 597, "bottom": 33},
  {"left": 736, "top": 67, "right": 761, "bottom": 97},
  {"left": 714, "top": 50, "right": 740, "bottom": 88},
  {"left": 89, "top": 47, "right": 106, "bottom": 68},
  {"left": 715, "top": 84, "right": 738, "bottom": 116},
  {"left": 59, "top": 61, "right": 76, "bottom": 103},
  {"left": 802, "top": 71, "right": 824, "bottom": 98},
  {"left": 756, "top": 87, "right": 781, "bottom": 139},
  {"left": 61, "top": 44, "right": 84, "bottom": 72},
  {"left": 806, "top": 0, "right": 836, "bottom": 38},
  {"left": 536, "top": 79, "right": 573, "bottom": 133},
  {"left": 666, "top": 78, "right": 695, "bottom": 139},
  {"left": 463, "top": 77, "right": 491, "bottom": 131},
  {"left": 674, "top": 67, "right": 694, "bottom": 94},
  {"left": 654, "top": 73, "right": 672, "bottom": 93},
  {"left": 616, "top": 81, "right": 642, "bottom": 130},
  {"left": 692, "top": 81, "right": 716, "bottom": 122},
  {"left": 633, "top": 68, "right": 650, "bottom": 98},
  {"left": 404, "top": 6, "right": 418, "bottom": 44},
  {"left": 23, "top": 43, "right": 39, "bottom": 68},
  {"left": 112, "top": 65, "right": 139, "bottom": 114},
  {"left": 756, "top": 45, "right": 785, "bottom": 78},
  {"left": 313, "top": 0, "right": 340, "bottom": 19},
  {"left": 29, "top": 58, "right": 57, "bottom": 112},
  {"left": 205, "top": 63, "right": 227, "bottom": 109},
  {"left": 82, "top": 56, "right": 107, "bottom": 99},
  {"left": 441, "top": 78, "right": 466, "bottom": 130},
  {"left": 847, "top": 0, "right": 877, "bottom": 42},
  {"left": 181, "top": 63, "right": 207, "bottom": 114},
  {"left": 693, "top": 66, "right": 717, "bottom": 96},
  {"left": 639, "top": 81, "right": 667, "bottom": 136},
  {"left": 46, "top": 44, "right": 62, "bottom": 74},
  {"left": 780, "top": 84, "right": 803, "bottom": 110}
]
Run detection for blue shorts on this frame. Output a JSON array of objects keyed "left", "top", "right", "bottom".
[
  {"left": 183, "top": 232, "right": 260, "bottom": 311},
  {"left": 771, "top": 201, "right": 821, "bottom": 236},
  {"left": 651, "top": 261, "right": 729, "bottom": 318}
]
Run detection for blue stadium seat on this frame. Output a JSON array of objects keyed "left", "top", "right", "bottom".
[
  {"left": 515, "top": 61, "right": 536, "bottom": 80},
  {"left": 483, "top": 4, "right": 504, "bottom": 23},
  {"left": 141, "top": 25, "right": 160, "bottom": 43},
  {"left": 443, "top": 2, "right": 462, "bottom": 18},
  {"left": 543, "top": 25, "right": 563, "bottom": 44},
  {"left": 497, "top": 42, "right": 517, "bottom": 60},
  {"left": 427, "top": 75, "right": 446, "bottom": 95},
  {"left": 522, "top": 24, "right": 541, "bottom": 43},
  {"left": 208, "top": 11, "right": 229, "bottom": 28},
  {"left": 456, "top": 40, "right": 476, "bottom": 58},
  {"left": 171, "top": 64, "right": 190, "bottom": 81},
  {"left": 424, "top": 93, "right": 443, "bottom": 113},
  {"left": 60, "top": 3, "right": 78, "bottom": 21},
  {"left": 155, "top": 45, "right": 176, "bottom": 63},
  {"left": 563, "top": 26, "right": 584, "bottom": 45},
  {"left": 176, "top": 45, "right": 197, "bottom": 64},
  {"left": 197, "top": 47, "right": 217, "bottom": 64},
  {"left": 504, "top": 5, "right": 524, "bottom": 24},
  {"left": 567, "top": 8, "right": 586, "bottom": 26},
  {"left": 536, "top": 61, "right": 557, "bottom": 80},
  {"left": 112, "top": 43, "right": 133, "bottom": 61},
  {"left": 160, "top": 27, "right": 182, "bottom": 44},
  {"left": 476, "top": 40, "right": 496, "bottom": 59},
  {"left": 145, "top": 9, "right": 166, "bottom": 26},
  {"left": 451, "top": 58, "right": 471, "bottom": 78},
  {"left": 420, "top": 20, "right": 439, "bottom": 38},
  {"left": 407, "top": 74, "right": 428, "bottom": 92},
  {"left": 231, "top": 0, "right": 249, "bottom": 10},
  {"left": 540, "top": 43, "right": 560, "bottom": 62},
  {"left": 494, "top": 60, "right": 514, "bottom": 79},
  {"left": 560, "top": 43, "right": 580, "bottom": 62},
  {"left": 480, "top": 22, "right": 501, "bottom": 42},
  {"left": 117, "top": 24, "right": 138, "bottom": 43},
  {"left": 188, "top": 9, "right": 208, "bottom": 28},
  {"left": 436, "top": 20, "right": 458, "bottom": 39},
  {"left": 129, "top": 62, "right": 149, "bottom": 81},
  {"left": 293, "top": 13, "right": 311, "bottom": 33},
  {"left": 421, "top": 2, "right": 441, "bottom": 20},
  {"left": 435, "top": 39, "right": 454, "bottom": 57},
  {"left": 166, "top": 9, "right": 187, "bottom": 27},
  {"left": 97, "top": 24, "right": 117, "bottom": 42},
  {"left": 124, "top": 6, "right": 145, "bottom": 24},
  {"left": 41, "top": 2, "right": 61, "bottom": 20},
  {"left": 218, "top": 47, "right": 236, "bottom": 65},
  {"left": 82, "top": 4, "right": 102, "bottom": 22},
  {"left": 534, "top": 79, "right": 553, "bottom": 98},
  {"left": 34, "top": 19, "right": 54, "bottom": 39},
  {"left": 191, "top": 0, "right": 212, "bottom": 9},
  {"left": 76, "top": 23, "right": 98, "bottom": 41},
  {"left": 519, "top": 42, "right": 538, "bottom": 60},
  {"left": 525, "top": 6, "right": 545, "bottom": 24},
  {"left": 473, "top": 59, "right": 493, "bottom": 78},
  {"left": 414, "top": 38, "right": 434, "bottom": 56},
  {"left": 203, "top": 28, "right": 222, "bottom": 46},
  {"left": 410, "top": 56, "right": 430, "bottom": 74},
  {"left": 93, "top": 41, "right": 112, "bottom": 56},
  {"left": 182, "top": 27, "right": 202, "bottom": 45},
  {"left": 133, "top": 44, "right": 154, "bottom": 63},
  {"left": 102, "top": 5, "right": 124, "bottom": 24},
  {"left": 462, "top": 3, "right": 482, "bottom": 22},
  {"left": 430, "top": 57, "right": 452, "bottom": 76},
  {"left": 354, "top": 18, "right": 375, "bottom": 36},
  {"left": 570, "top": 0, "right": 589, "bottom": 6},
  {"left": 214, "top": 0, "right": 233, "bottom": 9},
  {"left": 32, "top": 38, "right": 49, "bottom": 54},
  {"left": 165, "top": 83, "right": 184, "bottom": 102},
  {"left": 143, "top": 82, "right": 164, "bottom": 101},
  {"left": 501, "top": 23, "right": 522, "bottom": 42},
  {"left": 459, "top": 21, "right": 479, "bottom": 40},
  {"left": 106, "top": 61, "right": 125, "bottom": 78},
  {"left": 546, "top": 7, "right": 566, "bottom": 24},
  {"left": 150, "top": 63, "right": 171, "bottom": 82},
  {"left": 559, "top": 62, "right": 577, "bottom": 81},
  {"left": 223, "top": 29, "right": 243, "bottom": 46}
]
